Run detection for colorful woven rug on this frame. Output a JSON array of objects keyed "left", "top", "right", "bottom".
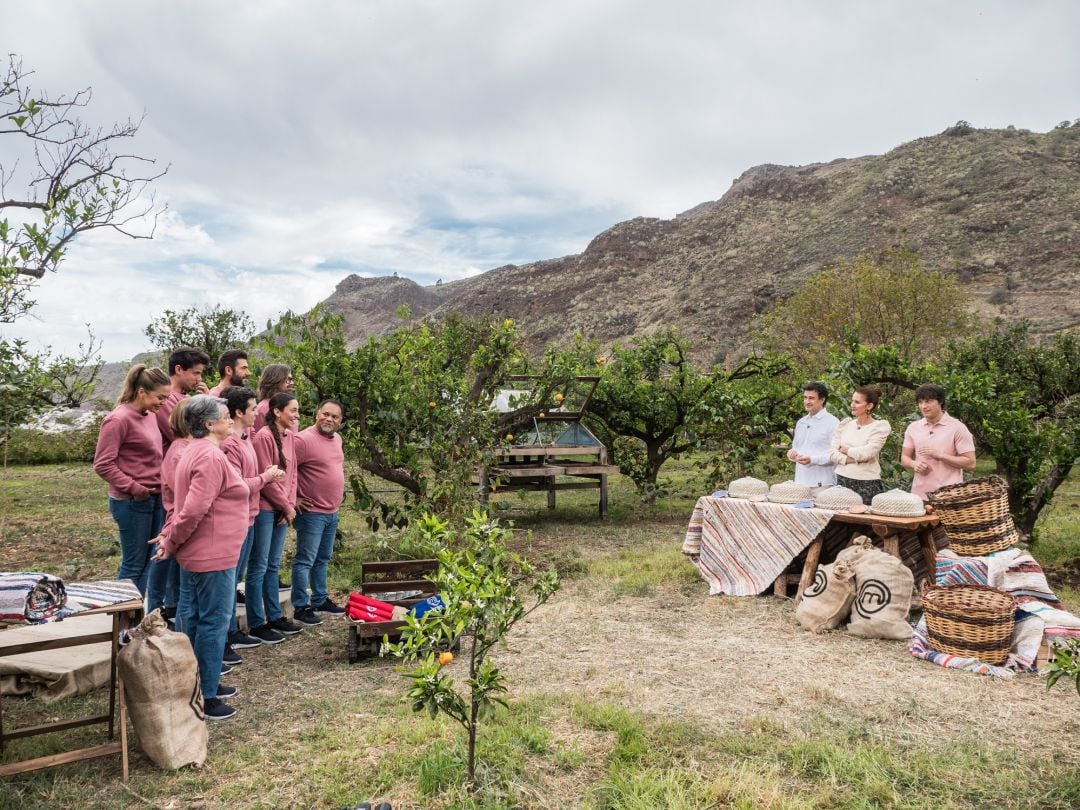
[{"left": 682, "top": 496, "right": 832, "bottom": 596}]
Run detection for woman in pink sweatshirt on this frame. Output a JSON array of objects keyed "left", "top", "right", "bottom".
[
  {"left": 152, "top": 395, "right": 252, "bottom": 721},
  {"left": 247, "top": 391, "right": 302, "bottom": 643},
  {"left": 93, "top": 364, "right": 172, "bottom": 597},
  {"left": 220, "top": 385, "right": 283, "bottom": 657}
]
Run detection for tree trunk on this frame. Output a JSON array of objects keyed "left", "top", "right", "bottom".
[
  {"left": 1017, "top": 462, "right": 1072, "bottom": 542},
  {"left": 642, "top": 441, "right": 665, "bottom": 506},
  {"left": 467, "top": 634, "right": 479, "bottom": 788}
]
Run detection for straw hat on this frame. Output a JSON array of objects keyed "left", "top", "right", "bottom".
[
  {"left": 813, "top": 485, "right": 863, "bottom": 511},
  {"left": 728, "top": 476, "right": 769, "bottom": 499},
  {"left": 767, "top": 480, "right": 812, "bottom": 504},
  {"left": 870, "top": 488, "right": 926, "bottom": 517}
]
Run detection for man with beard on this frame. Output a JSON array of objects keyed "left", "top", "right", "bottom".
[{"left": 289, "top": 400, "right": 347, "bottom": 625}]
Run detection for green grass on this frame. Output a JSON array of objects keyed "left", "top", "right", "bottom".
[{"left": 1, "top": 459, "right": 1079, "bottom": 808}]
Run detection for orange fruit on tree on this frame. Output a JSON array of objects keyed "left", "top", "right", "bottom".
[
  {"left": 554, "top": 393, "right": 564, "bottom": 403},
  {"left": 595, "top": 356, "right": 606, "bottom": 365},
  {"left": 538, "top": 412, "right": 545, "bottom": 418},
  {"left": 505, "top": 433, "right": 514, "bottom": 441},
  {"left": 439, "top": 651, "right": 453, "bottom": 666},
  {"left": 428, "top": 401, "right": 437, "bottom": 408}
]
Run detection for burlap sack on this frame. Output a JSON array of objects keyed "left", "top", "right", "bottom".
[
  {"left": 117, "top": 610, "right": 207, "bottom": 769},
  {"left": 835, "top": 535, "right": 874, "bottom": 567},
  {"left": 847, "top": 544, "right": 915, "bottom": 640},
  {"left": 795, "top": 560, "right": 856, "bottom": 633}
]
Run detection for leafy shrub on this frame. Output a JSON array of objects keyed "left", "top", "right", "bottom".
[{"left": 5, "top": 417, "right": 102, "bottom": 464}]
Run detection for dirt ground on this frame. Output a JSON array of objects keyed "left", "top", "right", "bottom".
[{"left": 500, "top": 575, "right": 1080, "bottom": 764}]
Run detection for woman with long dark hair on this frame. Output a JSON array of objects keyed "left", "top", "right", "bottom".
[
  {"left": 251, "top": 364, "right": 294, "bottom": 433},
  {"left": 247, "top": 391, "right": 302, "bottom": 642},
  {"left": 829, "top": 385, "right": 892, "bottom": 504},
  {"left": 93, "top": 364, "right": 172, "bottom": 595}
]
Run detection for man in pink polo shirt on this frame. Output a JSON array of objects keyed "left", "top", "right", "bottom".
[
  {"left": 901, "top": 383, "right": 976, "bottom": 500},
  {"left": 289, "top": 399, "right": 347, "bottom": 626}
]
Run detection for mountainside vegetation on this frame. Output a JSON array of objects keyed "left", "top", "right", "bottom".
[{"left": 322, "top": 124, "right": 1080, "bottom": 360}]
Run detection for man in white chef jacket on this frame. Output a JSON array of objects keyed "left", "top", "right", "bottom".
[{"left": 786, "top": 381, "right": 840, "bottom": 489}]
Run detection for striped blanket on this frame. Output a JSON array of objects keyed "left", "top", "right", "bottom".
[
  {"left": 0, "top": 572, "right": 67, "bottom": 624},
  {"left": 682, "top": 496, "right": 832, "bottom": 596},
  {"left": 909, "top": 548, "right": 1080, "bottom": 677},
  {"left": 61, "top": 580, "right": 142, "bottom": 616}
]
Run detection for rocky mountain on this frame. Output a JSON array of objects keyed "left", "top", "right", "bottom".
[{"left": 328, "top": 126, "right": 1080, "bottom": 360}]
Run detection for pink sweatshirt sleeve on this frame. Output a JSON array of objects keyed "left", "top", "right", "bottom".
[
  {"left": 253, "top": 430, "right": 293, "bottom": 512},
  {"left": 161, "top": 456, "right": 224, "bottom": 555},
  {"left": 93, "top": 415, "right": 148, "bottom": 499}
]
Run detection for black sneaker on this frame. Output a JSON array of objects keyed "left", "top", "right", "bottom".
[
  {"left": 216, "top": 684, "right": 238, "bottom": 699},
  {"left": 220, "top": 663, "right": 234, "bottom": 676},
  {"left": 222, "top": 646, "right": 243, "bottom": 666},
  {"left": 293, "top": 607, "right": 323, "bottom": 626},
  {"left": 269, "top": 616, "right": 303, "bottom": 635},
  {"left": 228, "top": 629, "right": 262, "bottom": 649},
  {"left": 203, "top": 698, "right": 237, "bottom": 721},
  {"left": 250, "top": 624, "right": 285, "bottom": 644},
  {"left": 314, "top": 598, "right": 346, "bottom": 615}
]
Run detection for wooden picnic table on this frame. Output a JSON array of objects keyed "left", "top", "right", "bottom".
[{"left": 0, "top": 598, "right": 143, "bottom": 781}]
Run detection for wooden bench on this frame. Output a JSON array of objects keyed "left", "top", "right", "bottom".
[{"left": 346, "top": 559, "right": 438, "bottom": 663}]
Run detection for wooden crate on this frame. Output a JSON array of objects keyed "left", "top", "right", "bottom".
[{"left": 347, "top": 559, "right": 438, "bottom": 663}]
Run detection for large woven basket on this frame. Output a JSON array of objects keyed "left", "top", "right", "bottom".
[
  {"left": 927, "top": 476, "right": 1019, "bottom": 556},
  {"left": 921, "top": 584, "right": 1017, "bottom": 665}
]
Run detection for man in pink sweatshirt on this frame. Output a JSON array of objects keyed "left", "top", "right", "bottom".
[{"left": 290, "top": 400, "right": 347, "bottom": 626}]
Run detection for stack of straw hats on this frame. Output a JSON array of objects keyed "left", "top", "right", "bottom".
[
  {"left": 812, "top": 485, "right": 864, "bottom": 511},
  {"left": 728, "top": 476, "right": 769, "bottom": 499},
  {"left": 768, "top": 480, "right": 812, "bottom": 504},
  {"left": 870, "top": 488, "right": 925, "bottom": 517}
]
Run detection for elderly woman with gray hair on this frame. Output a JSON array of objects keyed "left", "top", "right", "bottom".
[{"left": 152, "top": 395, "right": 275, "bottom": 721}]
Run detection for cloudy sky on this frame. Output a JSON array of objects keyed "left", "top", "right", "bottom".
[{"left": 4, "top": 0, "right": 1078, "bottom": 360}]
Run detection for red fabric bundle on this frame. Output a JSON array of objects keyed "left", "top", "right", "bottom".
[{"left": 347, "top": 592, "right": 395, "bottom": 622}]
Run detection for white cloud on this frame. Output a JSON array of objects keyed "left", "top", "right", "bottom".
[{"left": 3, "top": 0, "right": 1078, "bottom": 359}]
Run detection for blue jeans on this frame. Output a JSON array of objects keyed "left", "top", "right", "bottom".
[
  {"left": 230, "top": 524, "right": 255, "bottom": 633},
  {"left": 148, "top": 557, "right": 180, "bottom": 615},
  {"left": 109, "top": 494, "right": 164, "bottom": 597},
  {"left": 291, "top": 511, "right": 339, "bottom": 610},
  {"left": 247, "top": 509, "right": 287, "bottom": 629},
  {"left": 177, "top": 566, "right": 235, "bottom": 700}
]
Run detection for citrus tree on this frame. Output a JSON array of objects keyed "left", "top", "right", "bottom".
[
  {"left": 264, "top": 307, "right": 588, "bottom": 526},
  {"left": 386, "top": 512, "right": 559, "bottom": 787},
  {"left": 587, "top": 329, "right": 793, "bottom": 503},
  {"left": 941, "top": 323, "right": 1080, "bottom": 541}
]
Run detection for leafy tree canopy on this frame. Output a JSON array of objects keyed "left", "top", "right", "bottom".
[
  {"left": 754, "top": 246, "right": 972, "bottom": 373},
  {"left": 144, "top": 305, "right": 255, "bottom": 375}
]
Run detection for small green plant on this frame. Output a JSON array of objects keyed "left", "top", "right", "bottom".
[
  {"left": 1046, "top": 639, "right": 1080, "bottom": 697},
  {"left": 386, "top": 512, "right": 560, "bottom": 787}
]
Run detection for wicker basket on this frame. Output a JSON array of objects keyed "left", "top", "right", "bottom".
[
  {"left": 921, "top": 584, "right": 1017, "bottom": 665},
  {"left": 927, "top": 476, "right": 1019, "bottom": 555}
]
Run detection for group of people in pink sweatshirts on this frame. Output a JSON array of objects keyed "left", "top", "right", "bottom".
[{"left": 93, "top": 348, "right": 346, "bottom": 721}]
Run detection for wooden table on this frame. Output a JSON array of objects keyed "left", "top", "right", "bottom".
[
  {"left": 0, "top": 598, "right": 143, "bottom": 781},
  {"left": 792, "top": 512, "right": 940, "bottom": 603},
  {"left": 478, "top": 445, "right": 619, "bottom": 518}
]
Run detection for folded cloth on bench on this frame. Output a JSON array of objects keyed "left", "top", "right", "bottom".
[
  {"left": 682, "top": 496, "right": 832, "bottom": 596},
  {"left": 0, "top": 572, "right": 67, "bottom": 624},
  {"left": 60, "top": 579, "right": 142, "bottom": 616},
  {"left": 911, "top": 547, "right": 1080, "bottom": 677}
]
